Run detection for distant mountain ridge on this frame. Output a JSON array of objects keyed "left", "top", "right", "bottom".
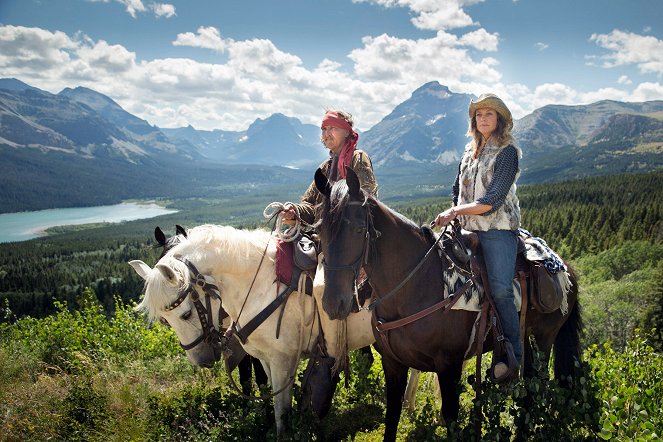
[
  {"left": 162, "top": 113, "right": 327, "bottom": 168},
  {"left": 0, "top": 79, "right": 310, "bottom": 213},
  {"left": 514, "top": 100, "right": 663, "bottom": 151},
  {"left": 361, "top": 81, "right": 473, "bottom": 167},
  {"left": 1, "top": 77, "right": 662, "bottom": 213},
  {"left": 513, "top": 99, "right": 663, "bottom": 182}
]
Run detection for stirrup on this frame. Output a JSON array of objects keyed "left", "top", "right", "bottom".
[{"left": 490, "top": 340, "right": 519, "bottom": 384}]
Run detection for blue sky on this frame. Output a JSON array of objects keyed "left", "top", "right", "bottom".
[{"left": 1, "top": 0, "right": 662, "bottom": 131}]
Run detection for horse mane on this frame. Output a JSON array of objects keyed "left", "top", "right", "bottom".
[
  {"left": 319, "top": 180, "right": 366, "bottom": 240},
  {"left": 135, "top": 257, "right": 188, "bottom": 323},
  {"left": 136, "top": 224, "right": 272, "bottom": 322},
  {"left": 321, "top": 179, "right": 436, "bottom": 245}
]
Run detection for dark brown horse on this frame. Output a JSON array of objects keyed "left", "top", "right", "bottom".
[{"left": 314, "top": 168, "right": 582, "bottom": 441}]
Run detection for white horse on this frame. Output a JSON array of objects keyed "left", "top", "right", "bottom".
[{"left": 129, "top": 224, "right": 375, "bottom": 436}]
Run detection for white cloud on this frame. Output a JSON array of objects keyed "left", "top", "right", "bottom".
[
  {"left": 76, "top": 40, "right": 136, "bottom": 73},
  {"left": 3, "top": 22, "right": 662, "bottom": 133},
  {"left": 579, "top": 87, "right": 629, "bottom": 104},
  {"left": 348, "top": 31, "right": 501, "bottom": 85},
  {"left": 87, "top": 0, "right": 174, "bottom": 18},
  {"left": 120, "top": 0, "right": 146, "bottom": 18},
  {"left": 0, "top": 25, "right": 76, "bottom": 71},
  {"left": 353, "top": 0, "right": 484, "bottom": 31},
  {"left": 173, "top": 26, "right": 227, "bottom": 53},
  {"left": 534, "top": 42, "right": 549, "bottom": 51},
  {"left": 617, "top": 75, "right": 632, "bottom": 85},
  {"left": 151, "top": 3, "right": 176, "bottom": 18},
  {"left": 630, "top": 82, "right": 663, "bottom": 101},
  {"left": 459, "top": 28, "right": 499, "bottom": 51},
  {"left": 590, "top": 30, "right": 663, "bottom": 75}
]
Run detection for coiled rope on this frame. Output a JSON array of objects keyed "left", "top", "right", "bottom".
[{"left": 263, "top": 202, "right": 304, "bottom": 242}]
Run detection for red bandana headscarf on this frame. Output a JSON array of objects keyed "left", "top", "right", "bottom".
[{"left": 321, "top": 111, "right": 358, "bottom": 179}]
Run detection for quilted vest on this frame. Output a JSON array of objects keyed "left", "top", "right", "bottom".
[{"left": 457, "top": 141, "right": 521, "bottom": 231}]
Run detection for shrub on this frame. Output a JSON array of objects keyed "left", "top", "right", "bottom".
[
  {"left": 58, "top": 376, "right": 111, "bottom": 441},
  {"left": 0, "top": 288, "right": 180, "bottom": 372},
  {"left": 146, "top": 379, "right": 273, "bottom": 441},
  {"left": 588, "top": 330, "right": 662, "bottom": 441}
]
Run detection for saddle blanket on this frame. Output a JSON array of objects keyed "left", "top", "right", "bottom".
[
  {"left": 450, "top": 280, "right": 522, "bottom": 312},
  {"left": 275, "top": 239, "right": 295, "bottom": 286}
]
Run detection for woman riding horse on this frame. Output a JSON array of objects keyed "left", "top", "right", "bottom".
[
  {"left": 314, "top": 166, "right": 581, "bottom": 441},
  {"left": 435, "top": 93, "right": 521, "bottom": 382}
]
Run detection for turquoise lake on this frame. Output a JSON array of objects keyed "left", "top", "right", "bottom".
[{"left": 0, "top": 202, "right": 178, "bottom": 243}]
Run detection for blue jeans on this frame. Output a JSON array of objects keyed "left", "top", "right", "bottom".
[{"left": 477, "top": 229, "right": 521, "bottom": 362}]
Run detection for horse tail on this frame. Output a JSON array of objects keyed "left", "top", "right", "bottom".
[{"left": 553, "top": 266, "right": 583, "bottom": 387}]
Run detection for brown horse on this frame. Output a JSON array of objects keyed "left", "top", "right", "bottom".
[{"left": 314, "top": 168, "right": 582, "bottom": 442}]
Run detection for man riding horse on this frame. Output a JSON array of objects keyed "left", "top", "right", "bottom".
[{"left": 280, "top": 109, "right": 378, "bottom": 375}]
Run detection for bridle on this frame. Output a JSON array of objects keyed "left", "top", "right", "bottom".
[
  {"left": 321, "top": 200, "right": 373, "bottom": 293},
  {"left": 162, "top": 257, "right": 227, "bottom": 351}
]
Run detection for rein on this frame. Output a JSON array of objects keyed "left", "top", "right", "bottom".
[
  {"left": 367, "top": 226, "right": 446, "bottom": 311},
  {"left": 365, "top": 212, "right": 449, "bottom": 311}
]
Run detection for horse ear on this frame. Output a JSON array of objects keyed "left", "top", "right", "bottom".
[
  {"left": 314, "top": 168, "right": 331, "bottom": 198},
  {"left": 156, "top": 263, "right": 179, "bottom": 285},
  {"left": 154, "top": 227, "right": 166, "bottom": 246},
  {"left": 345, "top": 166, "right": 361, "bottom": 198},
  {"left": 176, "top": 224, "right": 187, "bottom": 238},
  {"left": 129, "top": 260, "right": 152, "bottom": 281}
]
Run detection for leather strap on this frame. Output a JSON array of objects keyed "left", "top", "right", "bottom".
[
  {"left": 518, "top": 271, "right": 528, "bottom": 369},
  {"left": 473, "top": 299, "right": 490, "bottom": 436},
  {"left": 374, "top": 278, "right": 474, "bottom": 332},
  {"left": 234, "top": 284, "right": 296, "bottom": 344}
]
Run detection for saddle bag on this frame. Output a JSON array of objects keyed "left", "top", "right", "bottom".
[
  {"left": 529, "top": 262, "right": 563, "bottom": 313},
  {"left": 294, "top": 234, "right": 318, "bottom": 271},
  {"left": 300, "top": 338, "right": 339, "bottom": 419}
]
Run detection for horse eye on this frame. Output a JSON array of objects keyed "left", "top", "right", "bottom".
[
  {"left": 159, "top": 317, "right": 170, "bottom": 327},
  {"left": 180, "top": 310, "right": 192, "bottom": 320}
]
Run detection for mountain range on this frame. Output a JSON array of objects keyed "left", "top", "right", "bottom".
[{"left": 1, "top": 77, "right": 662, "bottom": 213}]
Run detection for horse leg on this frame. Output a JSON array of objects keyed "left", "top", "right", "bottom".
[
  {"left": 252, "top": 356, "right": 269, "bottom": 390},
  {"left": 553, "top": 302, "right": 582, "bottom": 387},
  {"left": 437, "top": 362, "right": 463, "bottom": 427},
  {"left": 403, "top": 369, "right": 421, "bottom": 412},
  {"left": 359, "top": 345, "right": 375, "bottom": 365},
  {"left": 237, "top": 355, "right": 253, "bottom": 396},
  {"left": 268, "top": 355, "right": 297, "bottom": 437},
  {"left": 382, "top": 357, "right": 409, "bottom": 442}
]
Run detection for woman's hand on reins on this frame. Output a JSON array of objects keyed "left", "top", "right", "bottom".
[{"left": 434, "top": 208, "right": 457, "bottom": 227}]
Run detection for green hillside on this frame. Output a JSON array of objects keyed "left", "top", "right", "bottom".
[{"left": 0, "top": 170, "right": 661, "bottom": 440}]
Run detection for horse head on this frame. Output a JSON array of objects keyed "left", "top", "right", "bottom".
[
  {"left": 129, "top": 254, "right": 224, "bottom": 368},
  {"left": 315, "top": 167, "right": 372, "bottom": 320},
  {"left": 154, "top": 225, "right": 187, "bottom": 259}
]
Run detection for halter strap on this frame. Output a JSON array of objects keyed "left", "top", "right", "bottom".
[
  {"left": 321, "top": 201, "right": 371, "bottom": 284},
  {"left": 168, "top": 257, "right": 225, "bottom": 351}
]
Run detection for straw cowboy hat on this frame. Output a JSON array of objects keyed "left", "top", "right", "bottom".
[{"left": 469, "top": 93, "right": 513, "bottom": 130}]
